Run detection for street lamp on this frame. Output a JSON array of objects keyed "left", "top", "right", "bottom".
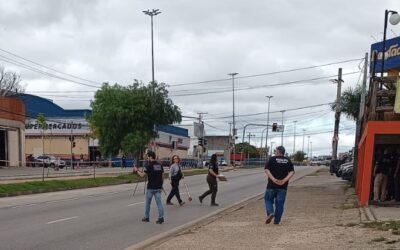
[
  {"left": 280, "top": 110, "right": 285, "bottom": 146},
  {"left": 381, "top": 10, "right": 400, "bottom": 77},
  {"left": 293, "top": 120, "right": 297, "bottom": 155},
  {"left": 265, "top": 96, "right": 273, "bottom": 157},
  {"left": 270, "top": 141, "right": 276, "bottom": 156},
  {"left": 143, "top": 9, "right": 162, "bottom": 83},
  {"left": 228, "top": 72, "right": 238, "bottom": 167}
]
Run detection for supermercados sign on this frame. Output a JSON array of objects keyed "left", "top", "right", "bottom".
[
  {"left": 370, "top": 36, "right": 400, "bottom": 73},
  {"left": 25, "top": 122, "right": 83, "bottom": 130},
  {"left": 25, "top": 118, "right": 90, "bottom": 135}
]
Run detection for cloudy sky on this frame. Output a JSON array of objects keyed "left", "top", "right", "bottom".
[{"left": 0, "top": 0, "right": 399, "bottom": 156}]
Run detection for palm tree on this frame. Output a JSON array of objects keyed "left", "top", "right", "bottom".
[{"left": 331, "top": 85, "right": 362, "bottom": 121}]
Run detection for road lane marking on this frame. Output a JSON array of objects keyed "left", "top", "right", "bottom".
[
  {"left": 46, "top": 216, "right": 78, "bottom": 225},
  {"left": 127, "top": 202, "right": 144, "bottom": 207}
]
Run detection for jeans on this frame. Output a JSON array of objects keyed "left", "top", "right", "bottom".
[
  {"left": 264, "top": 188, "right": 287, "bottom": 224},
  {"left": 144, "top": 189, "right": 164, "bottom": 219}
]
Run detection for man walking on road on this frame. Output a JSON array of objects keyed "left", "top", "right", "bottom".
[
  {"left": 264, "top": 146, "right": 295, "bottom": 225},
  {"left": 133, "top": 151, "right": 165, "bottom": 224}
]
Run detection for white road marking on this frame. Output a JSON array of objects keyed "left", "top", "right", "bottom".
[
  {"left": 46, "top": 216, "right": 78, "bottom": 225},
  {"left": 127, "top": 201, "right": 145, "bottom": 207}
]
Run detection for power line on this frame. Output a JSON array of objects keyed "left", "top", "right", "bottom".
[
  {"left": 0, "top": 48, "right": 102, "bottom": 85},
  {"left": 0, "top": 54, "right": 101, "bottom": 88},
  {"left": 169, "top": 71, "right": 360, "bottom": 97},
  {"left": 168, "top": 58, "right": 363, "bottom": 87}
]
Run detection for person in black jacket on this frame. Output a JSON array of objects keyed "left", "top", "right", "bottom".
[
  {"left": 134, "top": 151, "right": 165, "bottom": 224},
  {"left": 199, "top": 154, "right": 219, "bottom": 206}
]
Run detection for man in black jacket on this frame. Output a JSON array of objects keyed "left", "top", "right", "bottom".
[
  {"left": 264, "top": 146, "right": 295, "bottom": 225},
  {"left": 134, "top": 151, "right": 165, "bottom": 224}
]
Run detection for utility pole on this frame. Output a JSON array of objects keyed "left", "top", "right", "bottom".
[
  {"left": 310, "top": 141, "right": 313, "bottom": 159},
  {"left": 307, "top": 136, "right": 310, "bottom": 158},
  {"left": 332, "top": 68, "right": 343, "bottom": 161},
  {"left": 265, "top": 96, "right": 273, "bottom": 158},
  {"left": 302, "top": 129, "right": 306, "bottom": 153},
  {"left": 280, "top": 110, "right": 285, "bottom": 146},
  {"left": 143, "top": 9, "right": 161, "bottom": 83},
  {"left": 247, "top": 132, "right": 255, "bottom": 160},
  {"left": 197, "top": 112, "right": 207, "bottom": 167},
  {"left": 293, "top": 120, "right": 297, "bottom": 155},
  {"left": 228, "top": 73, "right": 238, "bottom": 167},
  {"left": 228, "top": 122, "right": 232, "bottom": 167},
  {"left": 270, "top": 141, "right": 275, "bottom": 156}
]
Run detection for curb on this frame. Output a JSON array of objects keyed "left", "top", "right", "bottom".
[
  {"left": 124, "top": 192, "right": 264, "bottom": 250},
  {"left": 125, "top": 166, "right": 323, "bottom": 250}
]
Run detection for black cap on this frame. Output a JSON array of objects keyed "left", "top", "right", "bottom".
[{"left": 276, "top": 146, "right": 286, "bottom": 155}]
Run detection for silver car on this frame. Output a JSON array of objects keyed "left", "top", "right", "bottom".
[{"left": 36, "top": 155, "right": 66, "bottom": 168}]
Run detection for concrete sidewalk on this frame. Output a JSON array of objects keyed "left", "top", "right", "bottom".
[{"left": 136, "top": 168, "right": 400, "bottom": 250}]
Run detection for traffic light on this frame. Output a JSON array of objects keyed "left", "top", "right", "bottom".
[
  {"left": 198, "top": 138, "right": 203, "bottom": 146},
  {"left": 203, "top": 139, "right": 208, "bottom": 146},
  {"left": 272, "top": 123, "right": 278, "bottom": 132},
  {"left": 72, "top": 142, "right": 76, "bottom": 148},
  {"left": 69, "top": 135, "right": 75, "bottom": 141}
]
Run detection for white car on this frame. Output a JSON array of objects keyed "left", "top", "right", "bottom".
[{"left": 36, "top": 155, "right": 65, "bottom": 168}]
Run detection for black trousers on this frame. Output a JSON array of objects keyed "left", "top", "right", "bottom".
[
  {"left": 167, "top": 180, "right": 182, "bottom": 203},
  {"left": 200, "top": 175, "right": 218, "bottom": 204}
]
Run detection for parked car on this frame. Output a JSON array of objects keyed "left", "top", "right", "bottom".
[
  {"left": 340, "top": 162, "right": 354, "bottom": 181},
  {"left": 310, "top": 159, "right": 323, "bottom": 166},
  {"left": 35, "top": 155, "right": 65, "bottom": 168}
]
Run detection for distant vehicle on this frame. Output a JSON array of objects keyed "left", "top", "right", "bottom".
[
  {"left": 321, "top": 157, "right": 332, "bottom": 166},
  {"left": 35, "top": 155, "right": 65, "bottom": 168},
  {"left": 219, "top": 160, "right": 227, "bottom": 166},
  {"left": 310, "top": 158, "right": 323, "bottom": 166},
  {"left": 26, "top": 155, "right": 39, "bottom": 167}
]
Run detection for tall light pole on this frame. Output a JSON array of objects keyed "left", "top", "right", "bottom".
[
  {"left": 302, "top": 129, "right": 306, "bottom": 153},
  {"left": 228, "top": 72, "right": 238, "bottom": 167},
  {"left": 265, "top": 96, "right": 273, "bottom": 157},
  {"left": 293, "top": 120, "right": 297, "bottom": 155},
  {"left": 143, "top": 9, "right": 161, "bottom": 83},
  {"left": 280, "top": 110, "right": 285, "bottom": 146},
  {"left": 307, "top": 136, "right": 310, "bottom": 157},
  {"left": 310, "top": 141, "right": 313, "bottom": 159},
  {"left": 381, "top": 10, "right": 400, "bottom": 77},
  {"left": 270, "top": 141, "right": 275, "bottom": 156}
]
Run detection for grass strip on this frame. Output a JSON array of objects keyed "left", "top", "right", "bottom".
[{"left": 0, "top": 168, "right": 209, "bottom": 197}]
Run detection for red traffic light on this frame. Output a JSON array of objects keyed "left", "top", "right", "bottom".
[{"left": 272, "top": 123, "right": 278, "bottom": 132}]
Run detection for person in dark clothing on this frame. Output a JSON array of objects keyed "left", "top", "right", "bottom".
[
  {"left": 264, "top": 146, "right": 295, "bottom": 225},
  {"left": 121, "top": 154, "right": 126, "bottom": 168},
  {"left": 133, "top": 151, "right": 165, "bottom": 224},
  {"left": 166, "top": 155, "right": 185, "bottom": 206},
  {"left": 199, "top": 154, "right": 219, "bottom": 206}
]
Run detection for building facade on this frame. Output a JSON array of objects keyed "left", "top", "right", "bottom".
[
  {"left": 18, "top": 94, "right": 189, "bottom": 161},
  {"left": 0, "top": 96, "right": 25, "bottom": 167}
]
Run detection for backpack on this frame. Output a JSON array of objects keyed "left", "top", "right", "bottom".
[{"left": 172, "top": 166, "right": 183, "bottom": 181}]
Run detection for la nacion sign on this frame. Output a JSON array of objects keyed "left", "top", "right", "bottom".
[{"left": 370, "top": 36, "right": 400, "bottom": 74}]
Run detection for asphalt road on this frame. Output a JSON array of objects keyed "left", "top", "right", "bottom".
[{"left": 0, "top": 166, "right": 318, "bottom": 250}]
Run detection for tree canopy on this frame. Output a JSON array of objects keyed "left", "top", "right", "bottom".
[
  {"left": 331, "top": 85, "right": 362, "bottom": 121},
  {"left": 87, "top": 81, "right": 182, "bottom": 158},
  {"left": 235, "top": 142, "right": 259, "bottom": 158},
  {"left": 0, "top": 66, "right": 24, "bottom": 96}
]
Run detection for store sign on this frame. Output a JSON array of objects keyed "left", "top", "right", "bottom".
[
  {"left": 25, "top": 118, "right": 90, "bottom": 135},
  {"left": 370, "top": 36, "right": 400, "bottom": 73},
  {"left": 25, "top": 122, "right": 83, "bottom": 130}
]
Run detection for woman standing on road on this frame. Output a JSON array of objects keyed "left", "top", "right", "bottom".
[
  {"left": 199, "top": 154, "right": 219, "bottom": 206},
  {"left": 166, "top": 155, "right": 185, "bottom": 206}
]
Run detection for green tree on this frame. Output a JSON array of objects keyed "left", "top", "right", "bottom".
[
  {"left": 36, "top": 113, "right": 48, "bottom": 155},
  {"left": 292, "top": 151, "right": 306, "bottom": 162},
  {"left": 235, "top": 142, "right": 258, "bottom": 158},
  {"left": 331, "top": 85, "right": 362, "bottom": 121},
  {"left": 87, "top": 81, "right": 181, "bottom": 159}
]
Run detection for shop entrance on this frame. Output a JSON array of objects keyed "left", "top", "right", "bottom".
[{"left": 370, "top": 135, "right": 400, "bottom": 205}]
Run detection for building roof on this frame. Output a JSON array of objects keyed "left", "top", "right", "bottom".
[{"left": 16, "top": 93, "right": 91, "bottom": 118}]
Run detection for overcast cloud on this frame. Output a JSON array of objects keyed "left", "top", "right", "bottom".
[{"left": 0, "top": 0, "right": 398, "bottom": 156}]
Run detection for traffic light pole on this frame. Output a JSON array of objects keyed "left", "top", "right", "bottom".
[{"left": 70, "top": 121, "right": 73, "bottom": 170}]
